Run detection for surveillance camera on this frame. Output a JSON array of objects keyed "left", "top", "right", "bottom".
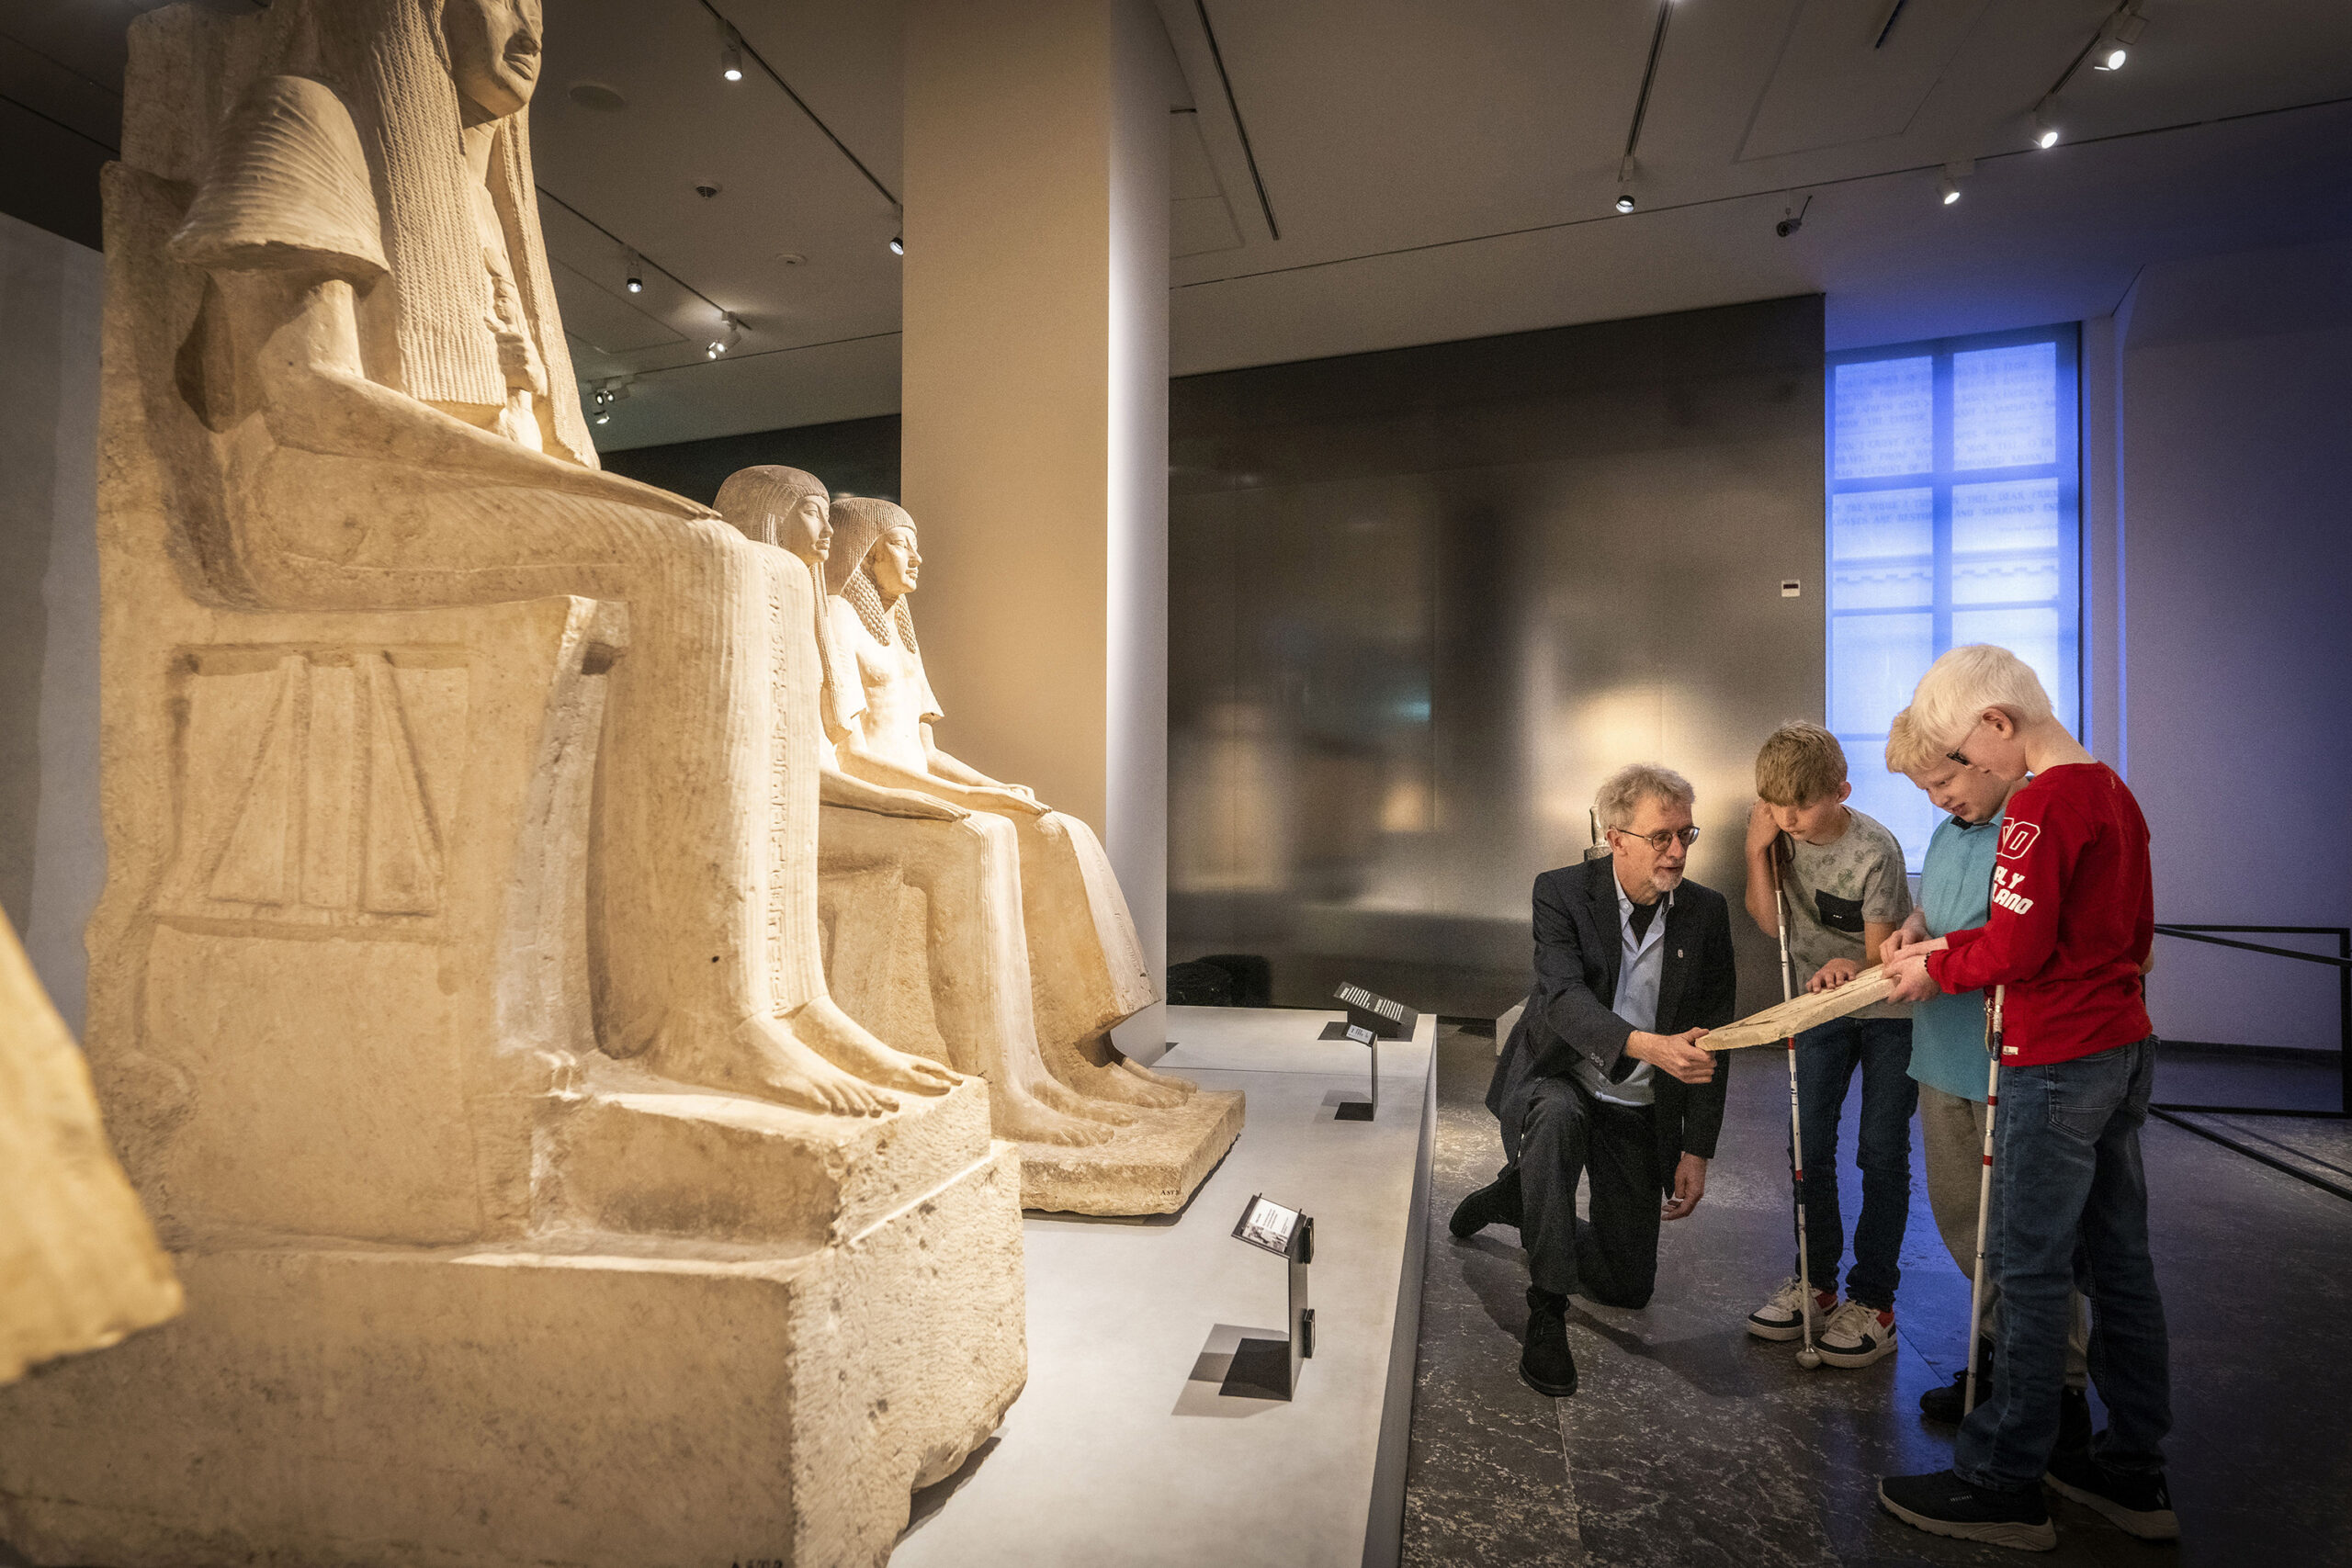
[
  {"left": 1776, "top": 218, "right": 1798, "bottom": 238},
  {"left": 694, "top": 183, "right": 721, "bottom": 200}
]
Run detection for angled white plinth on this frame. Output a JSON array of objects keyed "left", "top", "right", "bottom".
[{"left": 891, "top": 1004, "right": 1435, "bottom": 1568}]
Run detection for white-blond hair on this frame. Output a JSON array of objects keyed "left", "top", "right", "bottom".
[
  {"left": 1594, "top": 762, "right": 1695, "bottom": 831},
  {"left": 1909, "top": 645, "right": 2053, "bottom": 752},
  {"left": 1883, "top": 707, "right": 1945, "bottom": 775}
]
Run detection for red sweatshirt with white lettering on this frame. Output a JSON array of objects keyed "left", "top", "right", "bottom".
[{"left": 1926, "top": 762, "right": 2154, "bottom": 1066}]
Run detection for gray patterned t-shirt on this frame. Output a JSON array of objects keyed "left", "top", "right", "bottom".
[{"left": 1780, "top": 808, "right": 1913, "bottom": 1020}]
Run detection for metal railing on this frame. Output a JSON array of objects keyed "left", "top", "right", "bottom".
[{"left": 2146, "top": 924, "right": 2351, "bottom": 1202}]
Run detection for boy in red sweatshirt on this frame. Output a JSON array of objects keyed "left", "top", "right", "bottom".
[{"left": 1875, "top": 645, "right": 2175, "bottom": 1552}]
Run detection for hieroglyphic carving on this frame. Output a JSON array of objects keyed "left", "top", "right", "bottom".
[{"left": 166, "top": 648, "right": 464, "bottom": 927}]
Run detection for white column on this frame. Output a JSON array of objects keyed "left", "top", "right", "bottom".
[{"left": 902, "top": 0, "right": 1176, "bottom": 1050}]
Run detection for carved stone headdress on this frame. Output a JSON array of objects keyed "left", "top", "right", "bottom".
[
  {"left": 713, "top": 466, "right": 829, "bottom": 548},
  {"left": 828, "top": 498, "right": 920, "bottom": 654},
  {"left": 161, "top": 0, "right": 595, "bottom": 466}
]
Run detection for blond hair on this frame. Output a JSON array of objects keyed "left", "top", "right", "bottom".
[
  {"left": 1593, "top": 763, "right": 1695, "bottom": 831},
  {"left": 1909, "top": 645, "right": 2053, "bottom": 753},
  {"left": 1883, "top": 707, "right": 1944, "bottom": 775},
  {"left": 1755, "top": 721, "right": 1847, "bottom": 806}
]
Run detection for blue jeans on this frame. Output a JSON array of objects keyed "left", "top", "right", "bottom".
[
  {"left": 1956, "top": 1038, "right": 2171, "bottom": 1491},
  {"left": 1789, "top": 1015, "right": 1917, "bottom": 1309}
]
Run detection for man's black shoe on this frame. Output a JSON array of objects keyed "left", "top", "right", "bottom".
[
  {"left": 1519, "top": 1290, "right": 1577, "bottom": 1398},
  {"left": 1450, "top": 1167, "right": 1524, "bottom": 1237},
  {"left": 2044, "top": 1446, "right": 2178, "bottom": 1540},
  {"left": 1878, "top": 1469, "right": 2055, "bottom": 1551},
  {"left": 1919, "top": 1345, "right": 1993, "bottom": 1426}
]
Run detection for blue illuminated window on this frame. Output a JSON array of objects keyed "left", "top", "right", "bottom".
[{"left": 1826, "top": 326, "right": 2081, "bottom": 870}]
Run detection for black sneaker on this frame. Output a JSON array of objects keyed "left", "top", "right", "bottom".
[
  {"left": 2044, "top": 1446, "right": 2178, "bottom": 1540},
  {"left": 1879, "top": 1469, "right": 2056, "bottom": 1551},
  {"left": 1919, "top": 1346, "right": 1994, "bottom": 1426},
  {"left": 1450, "top": 1168, "right": 1524, "bottom": 1237},
  {"left": 1520, "top": 1289, "right": 1577, "bottom": 1398}
]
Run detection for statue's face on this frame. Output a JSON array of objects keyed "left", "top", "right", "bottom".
[
  {"left": 873, "top": 526, "right": 921, "bottom": 596},
  {"left": 780, "top": 493, "right": 832, "bottom": 563},
  {"left": 443, "top": 0, "right": 544, "bottom": 120}
]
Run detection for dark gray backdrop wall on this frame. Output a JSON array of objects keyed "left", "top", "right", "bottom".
[
  {"left": 600, "top": 413, "right": 903, "bottom": 507},
  {"left": 1168, "top": 296, "right": 1827, "bottom": 1019}
]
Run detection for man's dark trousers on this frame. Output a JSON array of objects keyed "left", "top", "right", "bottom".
[{"left": 1507, "top": 1076, "right": 1659, "bottom": 1308}]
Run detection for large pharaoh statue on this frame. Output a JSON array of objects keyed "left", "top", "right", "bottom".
[
  {"left": 721, "top": 483, "right": 1243, "bottom": 1213},
  {"left": 0, "top": 3, "right": 1023, "bottom": 1564}
]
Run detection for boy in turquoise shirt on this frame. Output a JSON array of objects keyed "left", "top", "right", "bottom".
[{"left": 1881, "top": 710, "right": 2086, "bottom": 1438}]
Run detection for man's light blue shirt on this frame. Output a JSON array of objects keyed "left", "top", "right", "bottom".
[
  {"left": 1909, "top": 807, "right": 2006, "bottom": 1101},
  {"left": 1570, "top": 877, "right": 1668, "bottom": 1108}
]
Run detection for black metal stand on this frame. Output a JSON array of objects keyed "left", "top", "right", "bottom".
[
  {"left": 1222, "top": 1217, "right": 1315, "bottom": 1400},
  {"left": 1336, "top": 1028, "right": 1378, "bottom": 1122}
]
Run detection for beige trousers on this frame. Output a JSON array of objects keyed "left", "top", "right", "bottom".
[{"left": 1917, "top": 1082, "right": 2089, "bottom": 1386}]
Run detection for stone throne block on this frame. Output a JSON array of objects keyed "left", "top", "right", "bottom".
[
  {"left": 819, "top": 865, "right": 1244, "bottom": 1215},
  {"left": 0, "top": 589, "right": 1024, "bottom": 1568},
  {"left": 0, "top": 29, "right": 1023, "bottom": 1562}
]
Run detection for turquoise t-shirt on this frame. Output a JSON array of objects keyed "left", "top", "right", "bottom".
[{"left": 1908, "top": 806, "right": 2005, "bottom": 1101}]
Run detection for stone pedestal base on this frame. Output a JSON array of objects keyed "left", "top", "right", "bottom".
[
  {"left": 1018, "top": 1087, "right": 1245, "bottom": 1215},
  {"left": 0, "top": 1144, "right": 1023, "bottom": 1568}
]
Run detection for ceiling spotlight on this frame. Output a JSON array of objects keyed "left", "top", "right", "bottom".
[
  {"left": 719, "top": 24, "right": 745, "bottom": 82},
  {"left": 888, "top": 233, "right": 904, "bottom": 256},
  {"left": 1614, "top": 192, "right": 1636, "bottom": 213},
  {"left": 2091, "top": 7, "right": 2143, "bottom": 71},
  {"left": 707, "top": 314, "right": 742, "bottom": 359},
  {"left": 589, "top": 377, "right": 631, "bottom": 425},
  {"left": 2031, "top": 109, "right": 2060, "bottom": 150},
  {"left": 1939, "top": 175, "right": 1962, "bottom": 205},
  {"left": 623, "top": 247, "right": 643, "bottom": 293}
]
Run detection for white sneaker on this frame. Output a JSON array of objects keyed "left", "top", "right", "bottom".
[
  {"left": 1746, "top": 1277, "right": 1831, "bottom": 1342},
  {"left": 1817, "top": 1297, "right": 1898, "bottom": 1368}
]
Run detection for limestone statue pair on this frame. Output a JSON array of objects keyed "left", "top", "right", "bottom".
[
  {"left": 0, "top": 3, "right": 1023, "bottom": 1564},
  {"left": 713, "top": 471, "right": 1243, "bottom": 1213}
]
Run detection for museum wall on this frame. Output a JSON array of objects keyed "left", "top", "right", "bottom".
[
  {"left": 2110, "top": 238, "right": 2352, "bottom": 1052},
  {"left": 0, "top": 212, "right": 103, "bottom": 1035},
  {"left": 1165, "top": 296, "right": 1828, "bottom": 1018}
]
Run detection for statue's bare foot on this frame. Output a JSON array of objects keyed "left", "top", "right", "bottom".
[
  {"left": 1117, "top": 1056, "right": 1198, "bottom": 1099},
  {"left": 1034, "top": 1077, "right": 1140, "bottom": 1127},
  {"left": 1046, "top": 1052, "right": 1191, "bottom": 1110},
  {"left": 646, "top": 1011, "right": 896, "bottom": 1117},
  {"left": 994, "top": 1089, "right": 1117, "bottom": 1146},
  {"left": 790, "top": 998, "right": 961, "bottom": 1095}
]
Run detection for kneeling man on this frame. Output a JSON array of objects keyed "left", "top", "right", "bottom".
[{"left": 1453, "top": 762, "right": 1736, "bottom": 1397}]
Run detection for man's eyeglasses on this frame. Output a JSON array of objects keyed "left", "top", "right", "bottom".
[{"left": 1611, "top": 826, "right": 1701, "bottom": 852}]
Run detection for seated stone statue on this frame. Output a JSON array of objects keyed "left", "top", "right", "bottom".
[
  {"left": 147, "top": 0, "right": 946, "bottom": 1114},
  {"left": 718, "top": 469, "right": 1139, "bottom": 1146},
  {"left": 817, "top": 498, "right": 1197, "bottom": 1118},
  {"left": 0, "top": 5, "right": 1023, "bottom": 1564}
]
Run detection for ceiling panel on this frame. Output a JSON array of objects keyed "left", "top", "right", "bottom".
[{"left": 1737, "top": 0, "right": 1996, "bottom": 161}]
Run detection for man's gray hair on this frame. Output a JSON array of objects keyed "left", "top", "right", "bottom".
[{"left": 1593, "top": 762, "right": 1696, "bottom": 831}]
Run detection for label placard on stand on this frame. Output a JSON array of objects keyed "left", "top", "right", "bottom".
[
  {"left": 1320, "top": 982, "right": 1417, "bottom": 1042},
  {"left": 1223, "top": 1195, "right": 1315, "bottom": 1401}
]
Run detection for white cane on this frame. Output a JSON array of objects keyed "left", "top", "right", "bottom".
[
  {"left": 1962, "top": 981, "right": 2007, "bottom": 1415},
  {"left": 1772, "top": 833, "right": 1823, "bottom": 1370}
]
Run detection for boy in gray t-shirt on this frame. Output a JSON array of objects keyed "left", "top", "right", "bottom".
[{"left": 1739, "top": 722, "right": 1916, "bottom": 1369}]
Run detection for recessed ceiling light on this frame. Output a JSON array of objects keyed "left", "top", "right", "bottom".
[
  {"left": 775, "top": 252, "right": 808, "bottom": 267},
  {"left": 1614, "top": 193, "right": 1635, "bottom": 213}
]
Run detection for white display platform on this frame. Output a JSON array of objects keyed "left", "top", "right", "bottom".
[{"left": 891, "top": 1005, "right": 1436, "bottom": 1568}]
